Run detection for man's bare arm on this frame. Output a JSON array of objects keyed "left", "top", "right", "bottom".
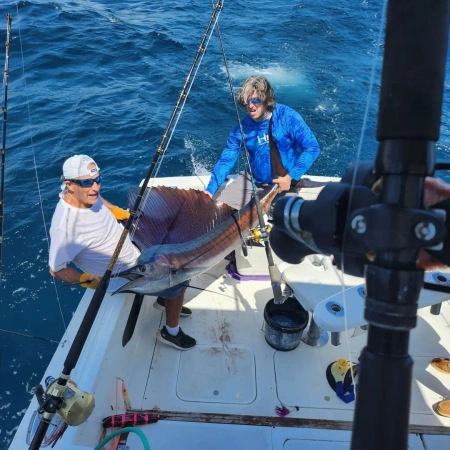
[
  {"left": 49, "top": 266, "right": 83, "bottom": 283},
  {"left": 102, "top": 197, "right": 130, "bottom": 221},
  {"left": 50, "top": 266, "right": 101, "bottom": 288}
]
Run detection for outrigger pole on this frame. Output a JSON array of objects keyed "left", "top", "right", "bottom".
[
  {"left": 270, "top": 0, "right": 450, "bottom": 449},
  {"left": 29, "top": 2, "right": 225, "bottom": 448},
  {"left": 0, "top": 14, "right": 12, "bottom": 285}
]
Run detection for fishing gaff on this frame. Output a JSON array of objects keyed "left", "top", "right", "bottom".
[
  {"left": 28, "top": 2, "right": 226, "bottom": 448},
  {"left": 214, "top": 17, "right": 284, "bottom": 304},
  {"left": 0, "top": 14, "right": 12, "bottom": 286}
]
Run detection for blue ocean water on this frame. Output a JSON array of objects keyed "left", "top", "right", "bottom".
[{"left": 0, "top": 0, "right": 448, "bottom": 447}]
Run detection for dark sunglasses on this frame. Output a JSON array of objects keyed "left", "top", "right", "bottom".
[
  {"left": 246, "top": 97, "right": 262, "bottom": 106},
  {"left": 68, "top": 174, "right": 102, "bottom": 188}
]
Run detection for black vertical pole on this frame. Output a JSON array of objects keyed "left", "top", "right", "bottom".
[{"left": 351, "top": 1, "right": 450, "bottom": 449}]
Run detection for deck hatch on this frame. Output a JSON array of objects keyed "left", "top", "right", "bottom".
[{"left": 177, "top": 345, "right": 256, "bottom": 404}]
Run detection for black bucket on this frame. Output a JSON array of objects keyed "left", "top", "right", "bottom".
[{"left": 264, "top": 297, "right": 309, "bottom": 351}]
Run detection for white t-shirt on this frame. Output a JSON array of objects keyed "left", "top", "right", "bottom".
[{"left": 49, "top": 196, "right": 140, "bottom": 291}]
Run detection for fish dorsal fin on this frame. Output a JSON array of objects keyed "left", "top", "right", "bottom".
[{"left": 128, "top": 186, "right": 235, "bottom": 250}]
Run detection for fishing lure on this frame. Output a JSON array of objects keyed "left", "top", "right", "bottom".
[
  {"left": 102, "top": 413, "right": 159, "bottom": 429},
  {"left": 275, "top": 405, "right": 290, "bottom": 417}
]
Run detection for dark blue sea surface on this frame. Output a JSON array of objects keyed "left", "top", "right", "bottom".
[{"left": 0, "top": 0, "right": 449, "bottom": 447}]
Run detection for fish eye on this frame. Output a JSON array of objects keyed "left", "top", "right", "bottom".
[{"left": 138, "top": 265, "right": 146, "bottom": 273}]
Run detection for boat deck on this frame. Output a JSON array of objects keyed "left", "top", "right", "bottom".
[
  {"left": 75, "top": 253, "right": 450, "bottom": 450},
  {"left": 9, "top": 176, "right": 450, "bottom": 450},
  {"left": 115, "top": 258, "right": 450, "bottom": 427}
]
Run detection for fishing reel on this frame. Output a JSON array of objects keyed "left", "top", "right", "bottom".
[
  {"left": 250, "top": 223, "right": 272, "bottom": 244},
  {"left": 33, "top": 376, "right": 95, "bottom": 426}
]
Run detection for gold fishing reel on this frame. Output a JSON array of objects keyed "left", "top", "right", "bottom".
[
  {"left": 250, "top": 224, "right": 272, "bottom": 243},
  {"left": 45, "top": 378, "right": 95, "bottom": 426}
]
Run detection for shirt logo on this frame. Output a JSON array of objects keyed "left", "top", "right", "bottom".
[{"left": 257, "top": 133, "right": 269, "bottom": 146}]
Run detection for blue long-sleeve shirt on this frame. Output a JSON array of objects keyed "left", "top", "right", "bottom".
[{"left": 206, "top": 103, "right": 321, "bottom": 195}]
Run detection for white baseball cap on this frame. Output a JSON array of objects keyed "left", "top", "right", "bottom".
[
  {"left": 62, "top": 155, "right": 100, "bottom": 179},
  {"left": 60, "top": 155, "right": 100, "bottom": 190}
]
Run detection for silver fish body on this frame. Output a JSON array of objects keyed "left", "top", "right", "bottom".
[{"left": 114, "top": 185, "right": 278, "bottom": 295}]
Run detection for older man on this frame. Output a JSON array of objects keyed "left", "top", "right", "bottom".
[{"left": 48, "top": 154, "right": 196, "bottom": 350}]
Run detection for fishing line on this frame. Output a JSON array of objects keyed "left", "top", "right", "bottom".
[
  {"left": 0, "top": 327, "right": 59, "bottom": 344},
  {"left": 212, "top": 1, "right": 247, "bottom": 214},
  {"left": 337, "top": 0, "right": 389, "bottom": 397},
  {"left": 152, "top": 7, "right": 222, "bottom": 167},
  {"left": 113, "top": 0, "right": 225, "bottom": 277},
  {"left": 213, "top": 1, "right": 244, "bottom": 149},
  {"left": 62, "top": 281, "right": 241, "bottom": 300},
  {"left": 213, "top": 4, "right": 250, "bottom": 203},
  {"left": 185, "top": 283, "right": 243, "bottom": 301},
  {"left": 11, "top": 2, "right": 70, "bottom": 347}
]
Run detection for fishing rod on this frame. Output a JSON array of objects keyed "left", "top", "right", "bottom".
[
  {"left": 214, "top": 13, "right": 283, "bottom": 304},
  {"left": 350, "top": 2, "right": 449, "bottom": 447},
  {"left": 0, "top": 14, "right": 12, "bottom": 286},
  {"left": 28, "top": 2, "right": 225, "bottom": 449},
  {"left": 270, "top": 0, "right": 450, "bottom": 449}
]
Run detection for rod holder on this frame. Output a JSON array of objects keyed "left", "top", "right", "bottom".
[
  {"left": 430, "top": 303, "right": 442, "bottom": 315},
  {"left": 301, "top": 316, "right": 329, "bottom": 347},
  {"left": 331, "top": 331, "right": 341, "bottom": 346}
]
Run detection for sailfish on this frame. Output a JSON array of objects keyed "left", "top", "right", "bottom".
[{"left": 113, "top": 184, "right": 279, "bottom": 295}]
